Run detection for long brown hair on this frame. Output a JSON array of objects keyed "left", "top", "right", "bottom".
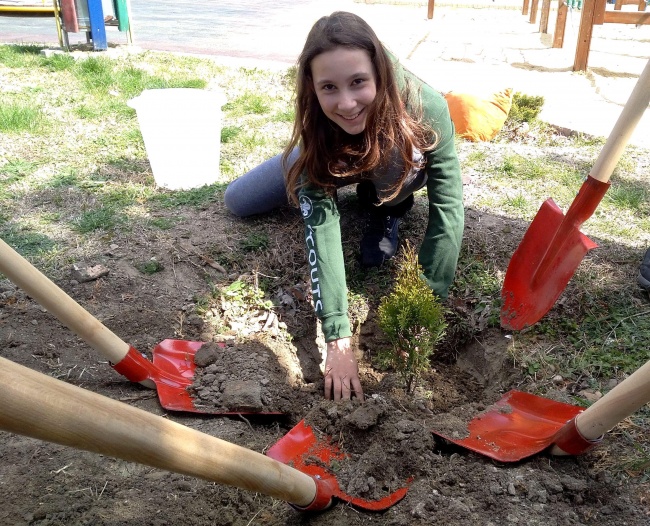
[{"left": 283, "top": 11, "right": 437, "bottom": 205}]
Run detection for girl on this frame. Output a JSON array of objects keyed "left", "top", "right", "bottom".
[{"left": 224, "top": 11, "right": 464, "bottom": 401}]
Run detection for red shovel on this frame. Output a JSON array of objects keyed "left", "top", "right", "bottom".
[
  {"left": 501, "top": 58, "right": 650, "bottom": 330},
  {"left": 431, "top": 355, "right": 650, "bottom": 462},
  {"left": 0, "top": 237, "right": 277, "bottom": 415}
]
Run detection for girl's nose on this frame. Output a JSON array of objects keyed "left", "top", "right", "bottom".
[{"left": 337, "top": 90, "right": 356, "bottom": 111}]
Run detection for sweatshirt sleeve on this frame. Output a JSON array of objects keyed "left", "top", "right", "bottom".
[
  {"left": 298, "top": 184, "right": 352, "bottom": 343},
  {"left": 418, "top": 83, "right": 464, "bottom": 299},
  {"left": 389, "top": 50, "right": 464, "bottom": 299}
]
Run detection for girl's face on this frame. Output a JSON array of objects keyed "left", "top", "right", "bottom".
[{"left": 310, "top": 47, "right": 377, "bottom": 135}]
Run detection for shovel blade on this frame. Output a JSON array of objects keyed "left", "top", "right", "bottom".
[
  {"left": 500, "top": 199, "right": 598, "bottom": 330},
  {"left": 151, "top": 340, "right": 282, "bottom": 415},
  {"left": 151, "top": 339, "right": 202, "bottom": 412},
  {"left": 267, "top": 420, "right": 408, "bottom": 511},
  {"left": 431, "top": 391, "right": 583, "bottom": 462}
]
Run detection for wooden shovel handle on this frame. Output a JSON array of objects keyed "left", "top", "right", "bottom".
[
  {"left": 0, "top": 238, "right": 129, "bottom": 364},
  {"left": 551, "top": 358, "right": 650, "bottom": 454},
  {"left": 0, "top": 356, "right": 317, "bottom": 507},
  {"left": 590, "top": 58, "right": 650, "bottom": 184}
]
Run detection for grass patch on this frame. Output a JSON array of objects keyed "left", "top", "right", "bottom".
[
  {"left": 0, "top": 101, "right": 47, "bottom": 134},
  {"left": 239, "top": 232, "right": 269, "bottom": 252},
  {"left": 0, "top": 224, "right": 57, "bottom": 259},
  {"left": 0, "top": 159, "right": 38, "bottom": 181},
  {"left": 137, "top": 258, "right": 164, "bottom": 274},
  {"left": 72, "top": 207, "right": 119, "bottom": 233},
  {"left": 151, "top": 184, "right": 224, "bottom": 208},
  {"left": 224, "top": 92, "right": 272, "bottom": 116}
]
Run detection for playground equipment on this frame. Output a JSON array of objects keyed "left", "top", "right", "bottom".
[
  {"left": 59, "top": 0, "right": 133, "bottom": 50},
  {"left": 523, "top": 0, "right": 650, "bottom": 70},
  {"left": 0, "top": 0, "right": 133, "bottom": 51}
]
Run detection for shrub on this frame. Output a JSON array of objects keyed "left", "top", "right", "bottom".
[
  {"left": 377, "top": 242, "right": 447, "bottom": 393},
  {"left": 507, "top": 92, "right": 544, "bottom": 125}
]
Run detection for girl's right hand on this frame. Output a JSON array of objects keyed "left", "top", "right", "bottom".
[{"left": 323, "top": 337, "right": 364, "bottom": 401}]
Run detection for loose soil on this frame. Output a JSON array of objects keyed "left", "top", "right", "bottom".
[{"left": 2, "top": 178, "right": 649, "bottom": 525}]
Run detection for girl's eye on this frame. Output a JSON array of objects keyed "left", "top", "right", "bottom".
[
  {"left": 352, "top": 78, "right": 364, "bottom": 86},
  {"left": 322, "top": 84, "right": 335, "bottom": 91}
]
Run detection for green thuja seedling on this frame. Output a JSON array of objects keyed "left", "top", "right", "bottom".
[
  {"left": 377, "top": 242, "right": 447, "bottom": 394},
  {"left": 507, "top": 92, "right": 544, "bottom": 125}
]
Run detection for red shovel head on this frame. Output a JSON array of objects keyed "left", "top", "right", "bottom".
[
  {"left": 431, "top": 390, "right": 583, "bottom": 462},
  {"left": 113, "top": 340, "right": 282, "bottom": 415},
  {"left": 500, "top": 199, "right": 598, "bottom": 330},
  {"left": 267, "top": 420, "right": 409, "bottom": 511},
  {"left": 500, "top": 176, "right": 610, "bottom": 331}
]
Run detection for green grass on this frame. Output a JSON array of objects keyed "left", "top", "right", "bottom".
[
  {"left": 239, "top": 232, "right": 269, "bottom": 252},
  {"left": 224, "top": 92, "right": 272, "bottom": 116},
  {"left": 605, "top": 181, "right": 649, "bottom": 211},
  {"left": 221, "top": 125, "right": 243, "bottom": 143},
  {"left": 72, "top": 207, "right": 119, "bottom": 233},
  {"left": 0, "top": 101, "right": 47, "bottom": 134},
  {"left": 0, "top": 44, "right": 42, "bottom": 68},
  {"left": 0, "top": 224, "right": 57, "bottom": 259},
  {"left": 151, "top": 184, "right": 224, "bottom": 208},
  {"left": 137, "top": 259, "right": 164, "bottom": 274},
  {"left": 0, "top": 159, "right": 37, "bottom": 181}
]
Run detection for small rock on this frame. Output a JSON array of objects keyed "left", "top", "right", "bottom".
[
  {"left": 40, "top": 49, "right": 64, "bottom": 58},
  {"left": 71, "top": 264, "right": 110, "bottom": 282},
  {"left": 410, "top": 502, "right": 427, "bottom": 519},
  {"left": 578, "top": 389, "right": 602, "bottom": 402},
  {"left": 489, "top": 483, "right": 504, "bottom": 495}
]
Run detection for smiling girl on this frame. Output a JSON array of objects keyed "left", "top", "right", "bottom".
[{"left": 224, "top": 11, "right": 464, "bottom": 402}]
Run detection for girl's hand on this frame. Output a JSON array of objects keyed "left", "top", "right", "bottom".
[{"left": 323, "top": 337, "right": 364, "bottom": 401}]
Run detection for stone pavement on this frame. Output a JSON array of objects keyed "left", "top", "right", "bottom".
[{"left": 2, "top": 0, "right": 649, "bottom": 146}]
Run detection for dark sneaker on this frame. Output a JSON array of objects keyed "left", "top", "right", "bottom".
[
  {"left": 639, "top": 248, "right": 650, "bottom": 290},
  {"left": 360, "top": 214, "right": 399, "bottom": 267}
]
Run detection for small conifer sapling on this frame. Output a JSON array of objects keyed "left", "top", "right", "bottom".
[{"left": 377, "top": 241, "right": 447, "bottom": 394}]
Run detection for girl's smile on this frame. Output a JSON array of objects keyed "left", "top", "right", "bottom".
[{"left": 311, "top": 47, "right": 377, "bottom": 135}]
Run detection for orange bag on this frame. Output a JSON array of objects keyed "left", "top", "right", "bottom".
[{"left": 444, "top": 88, "right": 513, "bottom": 142}]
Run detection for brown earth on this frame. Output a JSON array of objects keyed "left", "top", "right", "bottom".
[{"left": 1, "top": 172, "right": 649, "bottom": 525}]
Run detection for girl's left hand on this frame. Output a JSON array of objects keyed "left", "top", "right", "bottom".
[{"left": 323, "top": 337, "right": 364, "bottom": 401}]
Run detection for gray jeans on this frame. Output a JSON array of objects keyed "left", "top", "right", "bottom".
[{"left": 224, "top": 147, "right": 427, "bottom": 217}]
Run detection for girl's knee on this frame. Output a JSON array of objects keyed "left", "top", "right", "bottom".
[{"left": 224, "top": 181, "right": 248, "bottom": 217}]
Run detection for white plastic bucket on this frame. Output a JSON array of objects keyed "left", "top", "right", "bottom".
[{"left": 128, "top": 88, "right": 226, "bottom": 190}]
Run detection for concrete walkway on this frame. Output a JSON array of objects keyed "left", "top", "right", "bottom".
[{"left": 2, "top": 0, "right": 649, "bottom": 146}]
